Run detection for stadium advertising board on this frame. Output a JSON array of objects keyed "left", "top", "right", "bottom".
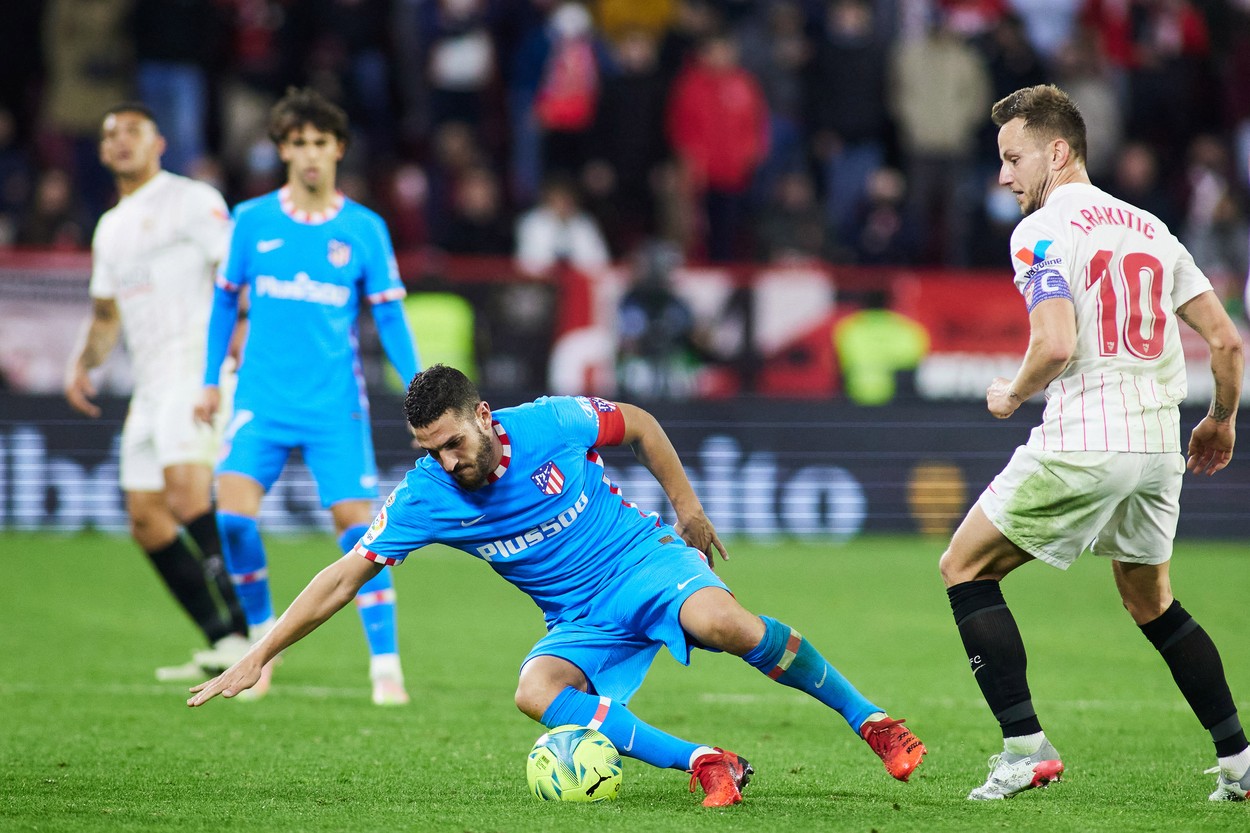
[{"left": 2, "top": 394, "right": 1245, "bottom": 540}]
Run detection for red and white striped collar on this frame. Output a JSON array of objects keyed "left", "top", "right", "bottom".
[
  {"left": 278, "top": 186, "right": 345, "bottom": 225},
  {"left": 487, "top": 420, "right": 511, "bottom": 484}
]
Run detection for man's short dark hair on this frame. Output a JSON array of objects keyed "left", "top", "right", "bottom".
[
  {"left": 102, "top": 102, "right": 159, "bottom": 133},
  {"left": 404, "top": 364, "right": 481, "bottom": 430},
  {"left": 268, "top": 86, "right": 350, "bottom": 146},
  {"left": 991, "top": 84, "right": 1087, "bottom": 164}
]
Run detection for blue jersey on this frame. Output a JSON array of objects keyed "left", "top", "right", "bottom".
[
  {"left": 217, "top": 188, "right": 406, "bottom": 424},
  {"left": 356, "top": 396, "right": 680, "bottom": 625}
]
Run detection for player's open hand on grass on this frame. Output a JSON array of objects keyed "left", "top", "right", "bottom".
[
  {"left": 187, "top": 658, "right": 262, "bottom": 706},
  {"left": 675, "top": 509, "right": 728, "bottom": 568},
  {"left": 1186, "top": 416, "right": 1234, "bottom": 476}
]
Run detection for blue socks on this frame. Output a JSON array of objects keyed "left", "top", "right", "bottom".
[
  {"left": 218, "top": 512, "right": 272, "bottom": 628},
  {"left": 541, "top": 686, "right": 699, "bottom": 771},
  {"left": 340, "top": 525, "right": 399, "bottom": 659},
  {"left": 743, "top": 615, "right": 881, "bottom": 733}
]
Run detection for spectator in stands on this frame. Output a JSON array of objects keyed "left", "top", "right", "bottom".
[
  {"left": 304, "top": 0, "right": 395, "bottom": 157},
  {"left": 426, "top": 121, "right": 485, "bottom": 246},
  {"left": 736, "top": 0, "right": 810, "bottom": 202},
  {"left": 804, "top": 0, "right": 893, "bottom": 245},
  {"left": 833, "top": 289, "right": 929, "bottom": 406},
  {"left": 131, "top": 0, "right": 220, "bottom": 176},
  {"left": 419, "top": 0, "right": 498, "bottom": 132},
  {"left": 18, "top": 168, "right": 89, "bottom": 249},
  {"left": 889, "top": 10, "right": 990, "bottom": 266},
  {"left": 516, "top": 174, "right": 610, "bottom": 275},
  {"left": 440, "top": 165, "right": 514, "bottom": 256},
  {"left": 850, "top": 167, "right": 914, "bottom": 265},
  {"left": 41, "top": 0, "right": 135, "bottom": 222},
  {"left": 1051, "top": 26, "right": 1122, "bottom": 184},
  {"left": 586, "top": 28, "right": 670, "bottom": 253},
  {"left": 617, "top": 240, "right": 705, "bottom": 399},
  {"left": 0, "top": 107, "right": 32, "bottom": 247},
  {"left": 1111, "top": 141, "right": 1180, "bottom": 233},
  {"left": 667, "top": 32, "right": 769, "bottom": 262},
  {"left": 755, "top": 170, "right": 826, "bottom": 263},
  {"left": 1181, "top": 135, "right": 1249, "bottom": 304}
]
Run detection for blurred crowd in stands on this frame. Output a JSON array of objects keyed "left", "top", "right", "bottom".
[{"left": 2, "top": 0, "right": 1249, "bottom": 303}]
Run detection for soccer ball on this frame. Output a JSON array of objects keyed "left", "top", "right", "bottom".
[{"left": 526, "top": 725, "right": 622, "bottom": 802}]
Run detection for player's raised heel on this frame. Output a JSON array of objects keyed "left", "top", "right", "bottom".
[
  {"left": 860, "top": 716, "right": 927, "bottom": 781},
  {"left": 967, "top": 740, "right": 1064, "bottom": 800},
  {"left": 1207, "top": 764, "right": 1250, "bottom": 802},
  {"left": 688, "top": 748, "right": 753, "bottom": 807}
]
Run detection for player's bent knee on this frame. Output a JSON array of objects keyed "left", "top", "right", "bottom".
[{"left": 515, "top": 658, "right": 588, "bottom": 721}]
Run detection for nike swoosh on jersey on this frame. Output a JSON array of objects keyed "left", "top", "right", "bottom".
[
  {"left": 460, "top": 514, "right": 486, "bottom": 527},
  {"left": 676, "top": 575, "right": 700, "bottom": 591},
  {"left": 256, "top": 238, "right": 285, "bottom": 253}
]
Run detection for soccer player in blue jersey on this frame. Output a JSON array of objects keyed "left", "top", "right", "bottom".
[
  {"left": 194, "top": 87, "right": 419, "bottom": 706},
  {"left": 191, "top": 364, "right": 925, "bottom": 806}
]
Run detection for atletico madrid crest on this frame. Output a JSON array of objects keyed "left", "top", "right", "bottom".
[
  {"left": 328, "top": 239, "right": 352, "bottom": 267},
  {"left": 531, "top": 461, "right": 565, "bottom": 495}
]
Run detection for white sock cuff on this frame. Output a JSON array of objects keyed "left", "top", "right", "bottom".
[
  {"left": 688, "top": 745, "right": 717, "bottom": 769},
  {"left": 1218, "top": 746, "right": 1250, "bottom": 779},
  {"left": 370, "top": 652, "right": 403, "bottom": 678},
  {"left": 1004, "top": 731, "right": 1046, "bottom": 756}
]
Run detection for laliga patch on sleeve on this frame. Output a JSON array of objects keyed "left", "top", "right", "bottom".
[
  {"left": 1023, "top": 267, "right": 1073, "bottom": 312},
  {"left": 587, "top": 397, "right": 617, "bottom": 413},
  {"left": 362, "top": 506, "right": 388, "bottom": 545}
]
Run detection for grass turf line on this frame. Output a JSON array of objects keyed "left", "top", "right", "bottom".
[{"left": 0, "top": 531, "right": 1246, "bottom": 832}]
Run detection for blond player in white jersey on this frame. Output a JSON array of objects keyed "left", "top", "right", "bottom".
[
  {"left": 65, "top": 103, "right": 250, "bottom": 679},
  {"left": 937, "top": 85, "right": 1249, "bottom": 802}
]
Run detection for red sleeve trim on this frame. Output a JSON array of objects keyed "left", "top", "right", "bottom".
[{"left": 594, "top": 401, "right": 626, "bottom": 447}]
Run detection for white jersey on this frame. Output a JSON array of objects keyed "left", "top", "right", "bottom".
[
  {"left": 1009, "top": 182, "right": 1212, "bottom": 453},
  {"left": 90, "top": 171, "right": 230, "bottom": 392}
]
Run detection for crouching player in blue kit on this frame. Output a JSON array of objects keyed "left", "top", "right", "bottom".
[
  {"left": 190, "top": 365, "right": 925, "bottom": 805},
  {"left": 194, "top": 88, "right": 419, "bottom": 706}
]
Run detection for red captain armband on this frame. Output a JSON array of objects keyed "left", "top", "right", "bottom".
[{"left": 589, "top": 397, "right": 626, "bottom": 446}]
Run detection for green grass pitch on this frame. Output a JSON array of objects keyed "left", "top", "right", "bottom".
[{"left": 1, "top": 531, "right": 1247, "bottom": 832}]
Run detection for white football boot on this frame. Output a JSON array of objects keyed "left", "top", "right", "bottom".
[
  {"left": 968, "top": 739, "right": 1064, "bottom": 800},
  {"left": 1207, "top": 764, "right": 1250, "bottom": 801}
]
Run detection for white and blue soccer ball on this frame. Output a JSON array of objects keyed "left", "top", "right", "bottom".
[{"left": 526, "top": 725, "right": 622, "bottom": 802}]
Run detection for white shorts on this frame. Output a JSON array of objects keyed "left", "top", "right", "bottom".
[
  {"left": 977, "top": 445, "right": 1184, "bottom": 569},
  {"left": 119, "top": 379, "right": 223, "bottom": 492}
]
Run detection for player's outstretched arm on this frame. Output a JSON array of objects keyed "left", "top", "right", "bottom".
[
  {"left": 187, "top": 552, "right": 383, "bottom": 706},
  {"left": 615, "top": 402, "right": 728, "bottom": 565},
  {"left": 64, "top": 298, "right": 121, "bottom": 418},
  {"left": 1178, "top": 291, "right": 1243, "bottom": 476}
]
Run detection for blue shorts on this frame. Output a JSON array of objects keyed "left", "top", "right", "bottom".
[
  {"left": 217, "top": 408, "right": 379, "bottom": 507},
  {"left": 521, "top": 543, "right": 729, "bottom": 705}
]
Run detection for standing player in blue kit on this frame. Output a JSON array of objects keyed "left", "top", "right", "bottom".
[
  {"left": 190, "top": 364, "right": 926, "bottom": 807},
  {"left": 195, "top": 87, "right": 419, "bottom": 705}
]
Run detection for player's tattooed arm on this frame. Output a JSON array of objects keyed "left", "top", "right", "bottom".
[{"left": 65, "top": 298, "right": 121, "bottom": 417}]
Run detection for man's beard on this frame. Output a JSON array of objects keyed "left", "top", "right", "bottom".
[{"left": 452, "top": 434, "right": 495, "bottom": 490}]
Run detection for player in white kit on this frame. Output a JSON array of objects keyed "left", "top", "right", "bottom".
[
  {"left": 938, "top": 85, "right": 1249, "bottom": 801},
  {"left": 65, "top": 103, "right": 250, "bottom": 679}
]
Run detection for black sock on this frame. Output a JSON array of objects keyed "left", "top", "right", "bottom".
[
  {"left": 146, "top": 537, "right": 232, "bottom": 643},
  {"left": 185, "top": 510, "right": 248, "bottom": 636},
  {"left": 948, "top": 580, "right": 1042, "bottom": 738},
  {"left": 1139, "top": 599, "right": 1247, "bottom": 757}
]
